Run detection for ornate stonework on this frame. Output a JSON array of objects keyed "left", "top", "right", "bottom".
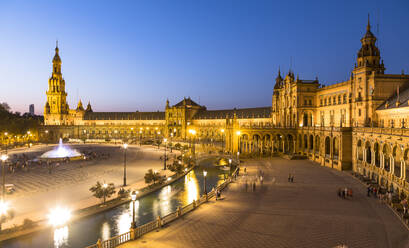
[{"left": 42, "top": 18, "right": 409, "bottom": 197}]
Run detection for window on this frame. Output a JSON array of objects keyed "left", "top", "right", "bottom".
[
  {"left": 358, "top": 109, "right": 361, "bottom": 116},
  {"left": 309, "top": 100, "right": 312, "bottom": 105},
  {"left": 304, "top": 100, "right": 307, "bottom": 106},
  {"left": 320, "top": 99, "right": 323, "bottom": 106},
  {"left": 333, "top": 97, "right": 336, "bottom": 104},
  {"left": 343, "top": 94, "right": 347, "bottom": 103},
  {"left": 338, "top": 95, "right": 341, "bottom": 104}
]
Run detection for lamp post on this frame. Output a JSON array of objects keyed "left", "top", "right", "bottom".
[
  {"left": 103, "top": 183, "right": 108, "bottom": 204},
  {"left": 221, "top": 129, "right": 225, "bottom": 153},
  {"left": 27, "top": 131, "right": 31, "bottom": 148},
  {"left": 123, "top": 143, "right": 128, "bottom": 186},
  {"left": 3, "top": 133, "right": 8, "bottom": 154},
  {"left": 1, "top": 155, "right": 8, "bottom": 201},
  {"left": 236, "top": 131, "right": 241, "bottom": 154},
  {"left": 163, "top": 138, "right": 167, "bottom": 170},
  {"left": 139, "top": 130, "right": 142, "bottom": 146},
  {"left": 203, "top": 170, "right": 207, "bottom": 195},
  {"left": 45, "top": 130, "right": 49, "bottom": 146},
  {"left": 131, "top": 191, "right": 137, "bottom": 228}
]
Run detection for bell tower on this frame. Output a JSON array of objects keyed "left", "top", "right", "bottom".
[
  {"left": 44, "top": 42, "right": 69, "bottom": 125},
  {"left": 352, "top": 15, "right": 385, "bottom": 127}
]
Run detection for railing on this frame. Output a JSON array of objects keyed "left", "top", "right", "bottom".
[{"left": 85, "top": 167, "right": 239, "bottom": 248}]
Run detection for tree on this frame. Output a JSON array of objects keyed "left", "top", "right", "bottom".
[
  {"left": 89, "top": 181, "right": 116, "bottom": 204},
  {"left": 144, "top": 169, "right": 165, "bottom": 186},
  {"left": 169, "top": 160, "right": 184, "bottom": 174}
]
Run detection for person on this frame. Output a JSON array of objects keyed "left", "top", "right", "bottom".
[
  {"left": 348, "top": 188, "right": 353, "bottom": 198},
  {"left": 291, "top": 175, "right": 294, "bottom": 183},
  {"left": 288, "top": 173, "right": 291, "bottom": 182},
  {"left": 260, "top": 176, "right": 263, "bottom": 185},
  {"left": 367, "top": 186, "right": 371, "bottom": 197},
  {"left": 252, "top": 181, "right": 256, "bottom": 192},
  {"left": 341, "top": 189, "right": 345, "bottom": 199},
  {"left": 217, "top": 189, "right": 221, "bottom": 199},
  {"left": 244, "top": 167, "right": 247, "bottom": 174},
  {"left": 344, "top": 187, "right": 348, "bottom": 198}
]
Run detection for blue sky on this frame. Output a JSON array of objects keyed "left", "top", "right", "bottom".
[{"left": 1, "top": 0, "right": 409, "bottom": 114}]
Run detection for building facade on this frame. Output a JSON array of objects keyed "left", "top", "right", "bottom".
[{"left": 43, "top": 19, "right": 409, "bottom": 197}]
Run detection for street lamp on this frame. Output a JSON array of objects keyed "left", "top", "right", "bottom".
[
  {"left": 123, "top": 143, "right": 128, "bottom": 186},
  {"left": 229, "top": 158, "right": 232, "bottom": 166},
  {"left": 130, "top": 191, "right": 137, "bottom": 228},
  {"left": 27, "top": 131, "right": 31, "bottom": 147},
  {"left": 45, "top": 130, "right": 49, "bottom": 146},
  {"left": 203, "top": 170, "right": 207, "bottom": 195},
  {"left": 163, "top": 138, "right": 167, "bottom": 170},
  {"left": 103, "top": 183, "right": 108, "bottom": 204},
  {"left": 221, "top": 129, "right": 225, "bottom": 153},
  {"left": 236, "top": 131, "right": 241, "bottom": 154},
  {"left": 0, "top": 155, "right": 7, "bottom": 201},
  {"left": 188, "top": 129, "right": 196, "bottom": 154}
]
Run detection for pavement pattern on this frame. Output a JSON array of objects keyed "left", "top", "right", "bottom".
[
  {"left": 2, "top": 144, "right": 176, "bottom": 228},
  {"left": 119, "top": 158, "right": 409, "bottom": 248}
]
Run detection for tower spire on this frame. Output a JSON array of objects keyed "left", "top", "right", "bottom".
[{"left": 367, "top": 13, "right": 371, "bottom": 32}]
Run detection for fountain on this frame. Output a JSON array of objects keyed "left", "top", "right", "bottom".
[{"left": 40, "top": 138, "right": 83, "bottom": 161}]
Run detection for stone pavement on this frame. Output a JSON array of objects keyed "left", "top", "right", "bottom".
[
  {"left": 1, "top": 144, "right": 176, "bottom": 228},
  {"left": 119, "top": 158, "right": 409, "bottom": 248}
]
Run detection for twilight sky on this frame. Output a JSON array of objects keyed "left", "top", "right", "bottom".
[{"left": 1, "top": 0, "right": 409, "bottom": 114}]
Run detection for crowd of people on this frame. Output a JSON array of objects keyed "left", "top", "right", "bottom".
[{"left": 338, "top": 187, "right": 353, "bottom": 199}]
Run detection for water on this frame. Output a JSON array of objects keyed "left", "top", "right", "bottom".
[
  {"left": 2, "top": 158, "right": 229, "bottom": 248},
  {"left": 40, "top": 138, "right": 82, "bottom": 159}
]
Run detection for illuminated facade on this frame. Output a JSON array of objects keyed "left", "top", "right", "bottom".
[{"left": 43, "top": 18, "right": 409, "bottom": 197}]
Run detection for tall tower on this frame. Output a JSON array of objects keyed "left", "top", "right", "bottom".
[
  {"left": 352, "top": 15, "right": 385, "bottom": 127},
  {"left": 44, "top": 42, "right": 69, "bottom": 125}
]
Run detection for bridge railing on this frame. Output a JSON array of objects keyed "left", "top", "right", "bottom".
[{"left": 85, "top": 167, "right": 239, "bottom": 248}]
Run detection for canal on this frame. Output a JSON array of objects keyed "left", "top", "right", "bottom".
[{"left": 2, "top": 157, "right": 229, "bottom": 248}]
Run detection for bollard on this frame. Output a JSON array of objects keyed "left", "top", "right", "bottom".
[
  {"left": 97, "top": 239, "right": 102, "bottom": 248},
  {"left": 130, "top": 227, "right": 135, "bottom": 240},
  {"left": 157, "top": 216, "right": 162, "bottom": 228},
  {"left": 177, "top": 206, "right": 181, "bottom": 217},
  {"left": 193, "top": 200, "right": 196, "bottom": 209}
]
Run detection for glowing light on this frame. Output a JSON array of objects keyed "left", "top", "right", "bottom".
[
  {"left": 229, "top": 158, "right": 232, "bottom": 164},
  {"left": 48, "top": 207, "right": 71, "bottom": 227},
  {"left": 167, "top": 177, "right": 172, "bottom": 181},
  {"left": 103, "top": 183, "right": 108, "bottom": 188},
  {"left": 0, "top": 201, "right": 9, "bottom": 215},
  {"left": 53, "top": 226, "right": 69, "bottom": 248},
  {"left": 101, "top": 222, "right": 111, "bottom": 241},
  {"left": 184, "top": 171, "right": 199, "bottom": 204},
  {"left": 131, "top": 191, "right": 137, "bottom": 201},
  {"left": 40, "top": 138, "right": 82, "bottom": 159},
  {"left": 163, "top": 138, "right": 167, "bottom": 143},
  {"left": 236, "top": 131, "right": 241, "bottom": 135},
  {"left": 203, "top": 170, "right": 207, "bottom": 177},
  {"left": 221, "top": 129, "right": 225, "bottom": 133},
  {"left": 188, "top": 129, "right": 196, "bottom": 135},
  {"left": 0, "top": 154, "right": 8, "bottom": 162},
  {"left": 123, "top": 143, "right": 128, "bottom": 149}
]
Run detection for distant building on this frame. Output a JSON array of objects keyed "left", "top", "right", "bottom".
[
  {"left": 29, "top": 104, "right": 35, "bottom": 116},
  {"left": 43, "top": 18, "right": 409, "bottom": 198}
]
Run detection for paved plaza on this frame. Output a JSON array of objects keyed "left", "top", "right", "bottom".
[
  {"left": 2, "top": 144, "right": 173, "bottom": 228},
  {"left": 120, "top": 158, "right": 409, "bottom": 248}
]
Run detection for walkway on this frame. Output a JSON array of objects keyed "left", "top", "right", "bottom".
[{"left": 119, "top": 158, "right": 409, "bottom": 248}]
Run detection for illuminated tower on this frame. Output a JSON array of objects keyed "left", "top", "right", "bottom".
[{"left": 44, "top": 42, "right": 69, "bottom": 125}]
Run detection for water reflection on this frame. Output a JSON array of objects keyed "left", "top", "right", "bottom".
[
  {"left": 101, "top": 222, "right": 110, "bottom": 241},
  {"left": 184, "top": 170, "right": 199, "bottom": 205},
  {"left": 3, "top": 162, "right": 226, "bottom": 248},
  {"left": 53, "top": 226, "right": 68, "bottom": 248}
]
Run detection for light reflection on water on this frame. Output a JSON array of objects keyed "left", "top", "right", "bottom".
[
  {"left": 3, "top": 162, "right": 228, "bottom": 248},
  {"left": 53, "top": 226, "right": 68, "bottom": 248}
]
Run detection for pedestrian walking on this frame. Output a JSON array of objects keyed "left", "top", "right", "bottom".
[
  {"left": 252, "top": 181, "right": 256, "bottom": 192},
  {"left": 291, "top": 175, "right": 294, "bottom": 183},
  {"left": 367, "top": 186, "right": 371, "bottom": 197},
  {"left": 288, "top": 173, "right": 291, "bottom": 182}
]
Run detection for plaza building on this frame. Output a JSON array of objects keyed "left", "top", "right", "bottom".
[{"left": 43, "top": 18, "right": 409, "bottom": 197}]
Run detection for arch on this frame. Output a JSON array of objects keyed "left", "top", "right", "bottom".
[
  {"left": 404, "top": 149, "right": 409, "bottom": 183},
  {"left": 315, "top": 135, "right": 320, "bottom": 155},
  {"left": 325, "top": 136, "right": 331, "bottom": 157},
  {"left": 287, "top": 134, "right": 294, "bottom": 154},
  {"left": 365, "top": 141, "right": 372, "bottom": 164},
  {"left": 303, "top": 134, "right": 308, "bottom": 150},
  {"left": 393, "top": 145, "right": 402, "bottom": 178},
  {"left": 357, "top": 140, "right": 363, "bottom": 161},
  {"left": 333, "top": 137, "right": 339, "bottom": 159},
  {"left": 374, "top": 142, "right": 380, "bottom": 167},
  {"left": 298, "top": 134, "right": 302, "bottom": 149},
  {"left": 383, "top": 144, "right": 391, "bottom": 172},
  {"left": 309, "top": 135, "right": 313, "bottom": 151}
]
